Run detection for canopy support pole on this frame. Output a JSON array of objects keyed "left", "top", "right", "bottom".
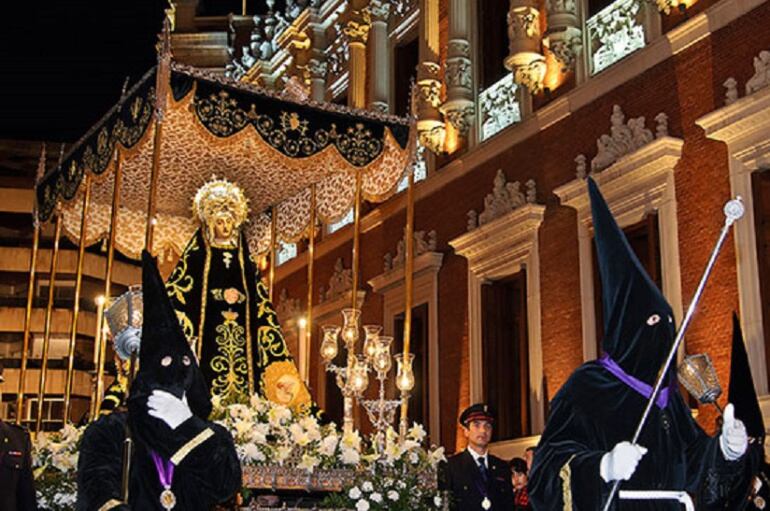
[
  {"left": 269, "top": 205, "right": 278, "bottom": 302},
  {"left": 64, "top": 175, "right": 92, "bottom": 422},
  {"left": 145, "top": 119, "right": 163, "bottom": 253},
  {"left": 399, "top": 166, "right": 416, "bottom": 439},
  {"left": 351, "top": 171, "right": 363, "bottom": 311},
  {"left": 35, "top": 214, "right": 62, "bottom": 436},
  {"left": 92, "top": 149, "right": 123, "bottom": 419},
  {"left": 304, "top": 185, "right": 316, "bottom": 382},
  {"left": 16, "top": 220, "right": 40, "bottom": 425}
]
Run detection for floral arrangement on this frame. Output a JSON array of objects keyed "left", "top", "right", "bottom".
[
  {"left": 322, "top": 425, "right": 447, "bottom": 511},
  {"left": 31, "top": 423, "right": 84, "bottom": 511},
  {"left": 210, "top": 393, "right": 363, "bottom": 471}
]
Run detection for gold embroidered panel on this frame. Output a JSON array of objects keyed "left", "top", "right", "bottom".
[{"left": 44, "top": 63, "right": 416, "bottom": 259}]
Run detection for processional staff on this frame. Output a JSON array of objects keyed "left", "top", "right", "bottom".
[{"left": 602, "top": 197, "right": 746, "bottom": 511}]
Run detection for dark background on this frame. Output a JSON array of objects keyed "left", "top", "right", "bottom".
[{"left": 0, "top": 1, "right": 169, "bottom": 142}]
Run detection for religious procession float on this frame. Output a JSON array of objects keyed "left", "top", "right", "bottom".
[{"left": 20, "top": 21, "right": 446, "bottom": 511}]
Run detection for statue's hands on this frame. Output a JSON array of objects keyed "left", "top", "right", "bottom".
[
  {"left": 720, "top": 403, "right": 748, "bottom": 461},
  {"left": 147, "top": 390, "right": 192, "bottom": 430},
  {"left": 600, "top": 441, "right": 648, "bottom": 483}
]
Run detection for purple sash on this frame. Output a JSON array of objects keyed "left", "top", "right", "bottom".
[{"left": 598, "top": 354, "right": 675, "bottom": 409}]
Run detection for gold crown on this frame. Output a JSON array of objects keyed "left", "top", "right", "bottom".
[{"left": 193, "top": 177, "right": 249, "bottom": 228}]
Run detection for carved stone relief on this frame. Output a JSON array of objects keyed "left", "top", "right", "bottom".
[
  {"left": 467, "top": 170, "right": 537, "bottom": 230},
  {"left": 383, "top": 229, "right": 438, "bottom": 272},
  {"left": 318, "top": 257, "right": 353, "bottom": 303},
  {"left": 575, "top": 105, "right": 670, "bottom": 177}
]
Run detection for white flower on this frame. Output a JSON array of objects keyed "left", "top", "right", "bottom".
[
  {"left": 242, "top": 443, "right": 265, "bottom": 463},
  {"left": 318, "top": 433, "right": 339, "bottom": 456},
  {"left": 275, "top": 445, "right": 293, "bottom": 465},
  {"left": 341, "top": 430, "right": 362, "bottom": 451},
  {"left": 349, "top": 487, "right": 362, "bottom": 499},
  {"left": 362, "top": 481, "right": 373, "bottom": 492},
  {"left": 289, "top": 423, "right": 311, "bottom": 446},
  {"left": 229, "top": 404, "right": 250, "bottom": 420},
  {"left": 402, "top": 439, "right": 420, "bottom": 451},
  {"left": 340, "top": 447, "right": 360, "bottom": 465},
  {"left": 409, "top": 451, "right": 420, "bottom": 465},
  {"left": 251, "top": 423, "right": 270, "bottom": 445},
  {"left": 383, "top": 478, "right": 394, "bottom": 488},
  {"left": 397, "top": 480, "right": 406, "bottom": 490},
  {"left": 250, "top": 393, "right": 267, "bottom": 412},
  {"left": 299, "top": 416, "right": 321, "bottom": 440},
  {"left": 232, "top": 419, "right": 253, "bottom": 439},
  {"left": 434, "top": 495, "right": 443, "bottom": 507},
  {"left": 429, "top": 446, "right": 447, "bottom": 466},
  {"left": 298, "top": 454, "right": 321, "bottom": 472},
  {"left": 408, "top": 423, "right": 427, "bottom": 442},
  {"left": 356, "top": 499, "right": 370, "bottom": 511},
  {"left": 371, "top": 492, "right": 383, "bottom": 503},
  {"left": 387, "top": 490, "right": 399, "bottom": 501},
  {"left": 268, "top": 405, "right": 292, "bottom": 426}
]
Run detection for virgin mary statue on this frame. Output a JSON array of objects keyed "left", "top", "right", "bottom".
[{"left": 165, "top": 177, "right": 311, "bottom": 412}]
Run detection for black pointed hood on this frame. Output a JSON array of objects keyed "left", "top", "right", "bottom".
[
  {"left": 128, "top": 251, "right": 211, "bottom": 420},
  {"left": 728, "top": 313, "right": 764, "bottom": 440},
  {"left": 589, "top": 178, "right": 676, "bottom": 385}
]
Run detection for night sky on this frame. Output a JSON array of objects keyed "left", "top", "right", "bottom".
[{"left": 0, "top": 1, "right": 167, "bottom": 142}]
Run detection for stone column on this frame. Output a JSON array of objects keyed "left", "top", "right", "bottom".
[
  {"left": 504, "top": 0, "right": 546, "bottom": 94},
  {"left": 367, "top": 0, "right": 391, "bottom": 112},
  {"left": 440, "top": 0, "right": 475, "bottom": 138},
  {"left": 305, "top": 8, "right": 328, "bottom": 102},
  {"left": 416, "top": 0, "right": 445, "bottom": 154},
  {"left": 344, "top": 0, "right": 371, "bottom": 109},
  {"left": 543, "top": 0, "right": 583, "bottom": 80}
]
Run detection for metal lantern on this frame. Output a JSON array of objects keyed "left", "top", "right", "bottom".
[
  {"left": 104, "top": 285, "right": 143, "bottom": 361},
  {"left": 678, "top": 353, "right": 723, "bottom": 411}
]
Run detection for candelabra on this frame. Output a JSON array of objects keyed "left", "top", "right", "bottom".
[
  {"left": 320, "top": 308, "right": 415, "bottom": 438},
  {"left": 360, "top": 335, "right": 401, "bottom": 451}
]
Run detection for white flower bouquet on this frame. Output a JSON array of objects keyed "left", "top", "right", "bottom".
[{"left": 32, "top": 423, "right": 84, "bottom": 511}]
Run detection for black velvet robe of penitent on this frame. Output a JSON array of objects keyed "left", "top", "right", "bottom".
[
  {"left": 77, "top": 251, "right": 241, "bottom": 511},
  {"left": 528, "top": 179, "right": 747, "bottom": 510}
]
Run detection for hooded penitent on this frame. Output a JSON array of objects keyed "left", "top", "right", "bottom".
[
  {"left": 528, "top": 178, "right": 746, "bottom": 510},
  {"left": 77, "top": 251, "right": 241, "bottom": 511},
  {"left": 701, "top": 314, "right": 768, "bottom": 509}
]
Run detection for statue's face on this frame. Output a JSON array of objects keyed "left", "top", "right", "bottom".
[{"left": 212, "top": 215, "right": 235, "bottom": 241}]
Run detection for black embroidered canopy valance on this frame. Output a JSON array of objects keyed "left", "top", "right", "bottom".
[{"left": 35, "top": 63, "right": 415, "bottom": 259}]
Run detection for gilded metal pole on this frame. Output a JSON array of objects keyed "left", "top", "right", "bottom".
[
  {"left": 305, "top": 185, "right": 317, "bottom": 381},
  {"left": 16, "top": 220, "right": 40, "bottom": 425},
  {"left": 35, "top": 214, "right": 62, "bottom": 435},
  {"left": 399, "top": 166, "right": 416, "bottom": 438},
  {"left": 92, "top": 150, "right": 123, "bottom": 419},
  {"left": 144, "top": 118, "right": 163, "bottom": 253},
  {"left": 269, "top": 205, "right": 278, "bottom": 302},
  {"left": 351, "top": 171, "right": 363, "bottom": 310},
  {"left": 64, "top": 175, "right": 92, "bottom": 422}
]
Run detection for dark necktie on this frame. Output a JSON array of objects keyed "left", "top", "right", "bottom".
[{"left": 477, "top": 457, "right": 489, "bottom": 484}]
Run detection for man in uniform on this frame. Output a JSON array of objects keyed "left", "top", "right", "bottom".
[
  {"left": 439, "top": 404, "right": 514, "bottom": 510},
  {"left": 0, "top": 361, "right": 38, "bottom": 510}
]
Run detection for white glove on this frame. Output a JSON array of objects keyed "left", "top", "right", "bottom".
[
  {"left": 147, "top": 390, "right": 193, "bottom": 430},
  {"left": 600, "top": 441, "right": 648, "bottom": 483},
  {"left": 720, "top": 403, "right": 748, "bottom": 461}
]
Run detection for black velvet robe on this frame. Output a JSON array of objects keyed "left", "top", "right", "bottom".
[
  {"left": 77, "top": 411, "right": 240, "bottom": 511},
  {"left": 528, "top": 362, "right": 742, "bottom": 510}
]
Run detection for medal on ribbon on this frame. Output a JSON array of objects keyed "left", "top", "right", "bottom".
[
  {"left": 151, "top": 450, "right": 177, "bottom": 510},
  {"left": 482, "top": 496, "right": 492, "bottom": 509}
]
